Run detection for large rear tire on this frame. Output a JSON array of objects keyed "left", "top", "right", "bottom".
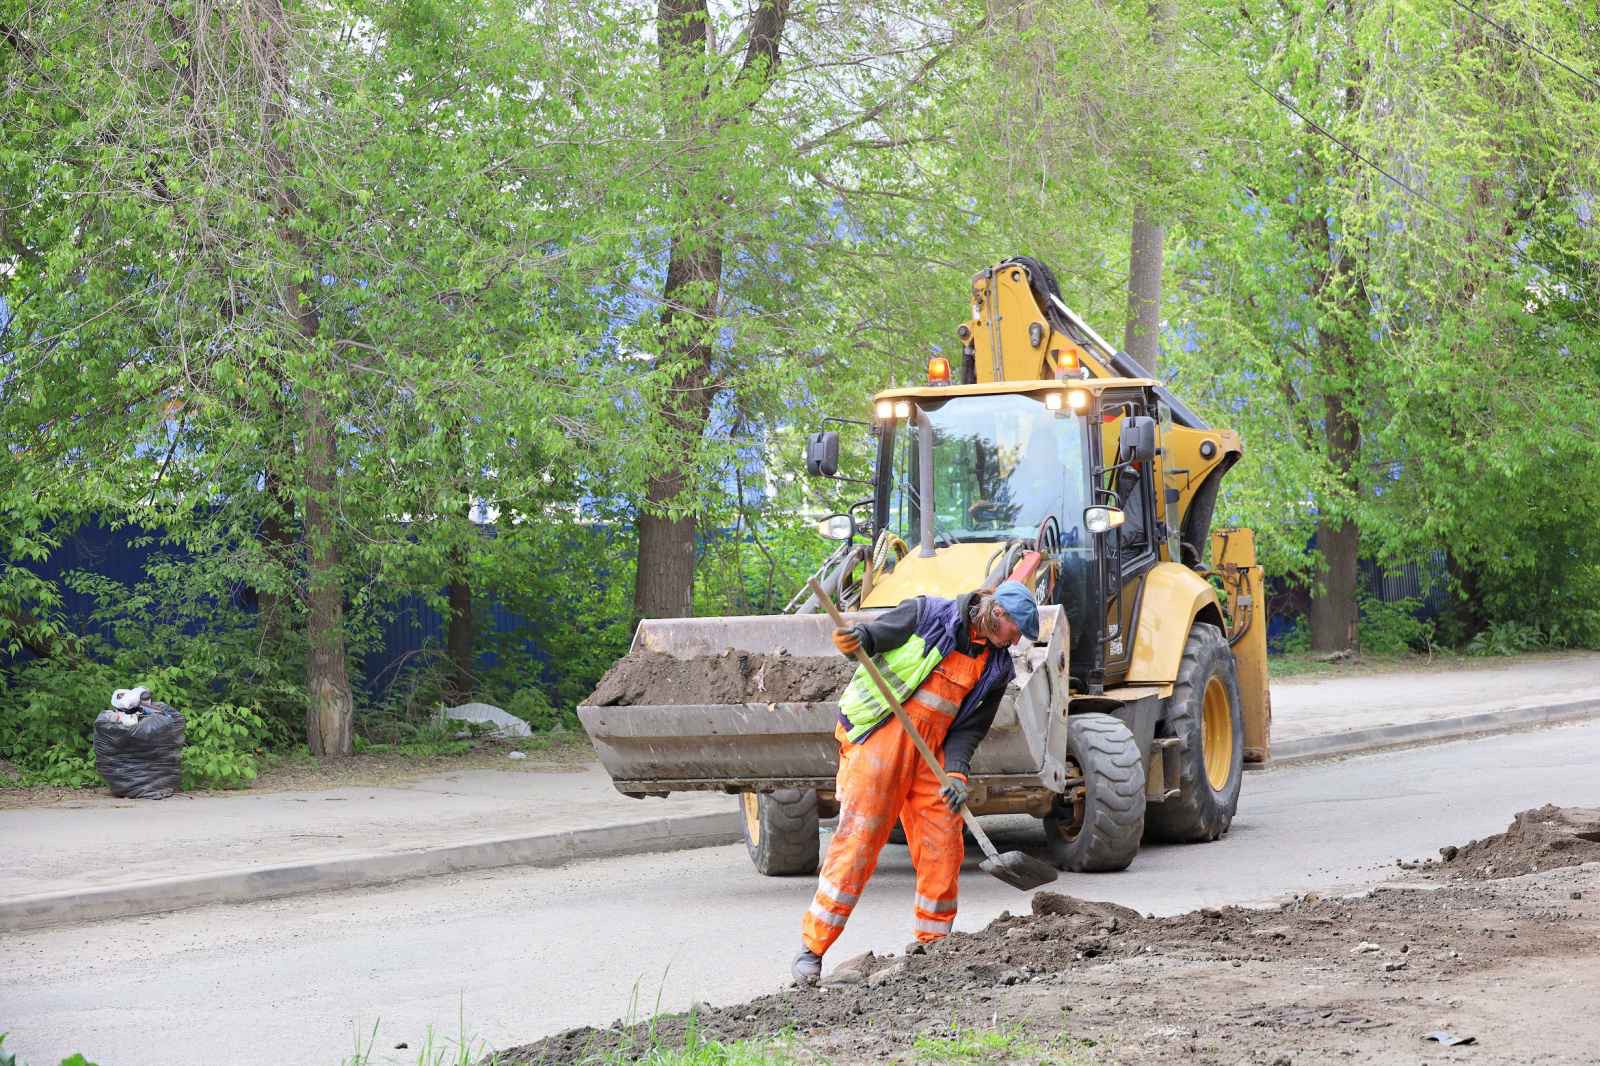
[
  {"left": 1144, "top": 622, "right": 1244, "bottom": 843},
  {"left": 740, "top": 789, "right": 820, "bottom": 876},
  {"left": 1043, "top": 713, "right": 1146, "bottom": 872}
]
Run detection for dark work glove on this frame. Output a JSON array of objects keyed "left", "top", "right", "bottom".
[
  {"left": 940, "top": 772, "right": 969, "bottom": 814},
  {"left": 832, "top": 626, "right": 863, "bottom": 657}
]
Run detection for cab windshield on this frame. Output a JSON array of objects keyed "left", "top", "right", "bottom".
[{"left": 883, "top": 393, "right": 1091, "bottom": 548}]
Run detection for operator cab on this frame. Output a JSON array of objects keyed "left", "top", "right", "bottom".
[{"left": 860, "top": 379, "right": 1160, "bottom": 690}]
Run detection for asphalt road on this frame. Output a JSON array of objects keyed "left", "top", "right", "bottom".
[{"left": 7, "top": 721, "right": 1600, "bottom": 1066}]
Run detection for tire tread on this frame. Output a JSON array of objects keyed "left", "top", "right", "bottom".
[
  {"left": 1144, "top": 624, "right": 1244, "bottom": 844},
  {"left": 744, "top": 789, "right": 821, "bottom": 876},
  {"left": 1045, "top": 713, "right": 1146, "bottom": 872}
]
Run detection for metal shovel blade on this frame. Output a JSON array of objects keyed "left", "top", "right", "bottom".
[{"left": 979, "top": 849, "right": 1059, "bottom": 891}]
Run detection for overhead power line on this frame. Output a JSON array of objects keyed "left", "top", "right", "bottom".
[{"left": 1447, "top": 0, "right": 1600, "bottom": 95}]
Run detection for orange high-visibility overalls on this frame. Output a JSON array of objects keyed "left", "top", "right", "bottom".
[{"left": 801, "top": 642, "right": 991, "bottom": 955}]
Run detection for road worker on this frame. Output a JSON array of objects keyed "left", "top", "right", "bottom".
[{"left": 792, "top": 580, "right": 1040, "bottom": 983}]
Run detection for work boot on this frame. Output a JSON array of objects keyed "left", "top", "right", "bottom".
[{"left": 791, "top": 947, "right": 823, "bottom": 985}]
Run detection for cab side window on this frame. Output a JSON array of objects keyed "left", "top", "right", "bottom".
[
  {"left": 1115, "top": 464, "right": 1151, "bottom": 556},
  {"left": 1103, "top": 399, "right": 1158, "bottom": 566}
]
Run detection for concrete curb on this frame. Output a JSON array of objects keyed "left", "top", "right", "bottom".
[
  {"left": 0, "top": 809, "right": 742, "bottom": 934},
  {"left": 1265, "top": 696, "right": 1600, "bottom": 767}
]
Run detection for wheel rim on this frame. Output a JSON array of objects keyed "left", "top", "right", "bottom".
[
  {"left": 742, "top": 792, "right": 762, "bottom": 846},
  {"left": 1202, "top": 677, "right": 1234, "bottom": 791}
]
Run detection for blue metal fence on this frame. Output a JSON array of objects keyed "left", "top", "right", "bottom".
[{"left": 10, "top": 521, "right": 542, "bottom": 696}]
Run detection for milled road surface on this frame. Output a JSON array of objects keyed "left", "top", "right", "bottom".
[{"left": 7, "top": 721, "right": 1600, "bottom": 1066}]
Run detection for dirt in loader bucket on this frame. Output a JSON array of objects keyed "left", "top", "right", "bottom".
[{"left": 586, "top": 650, "right": 857, "bottom": 707}]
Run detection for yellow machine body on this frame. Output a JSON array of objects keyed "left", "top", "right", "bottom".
[
  {"left": 579, "top": 257, "right": 1272, "bottom": 877},
  {"left": 857, "top": 259, "right": 1269, "bottom": 761}
]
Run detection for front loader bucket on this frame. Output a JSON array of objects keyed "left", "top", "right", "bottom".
[{"left": 579, "top": 607, "right": 1072, "bottom": 799}]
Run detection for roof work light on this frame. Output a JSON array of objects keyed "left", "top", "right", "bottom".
[{"left": 1045, "top": 389, "right": 1090, "bottom": 413}]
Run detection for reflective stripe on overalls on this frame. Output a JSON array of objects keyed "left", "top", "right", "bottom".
[{"left": 801, "top": 643, "right": 991, "bottom": 956}]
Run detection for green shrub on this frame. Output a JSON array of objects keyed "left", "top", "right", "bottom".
[
  {"left": 1541, "top": 603, "right": 1600, "bottom": 650},
  {"left": 30, "top": 744, "right": 99, "bottom": 788},
  {"left": 1274, "top": 618, "right": 1310, "bottom": 655},
  {"left": 0, "top": 661, "right": 120, "bottom": 784},
  {"left": 0, "top": 560, "right": 305, "bottom": 786},
  {"left": 1358, "top": 594, "right": 1434, "bottom": 655},
  {"left": 180, "top": 703, "right": 267, "bottom": 789},
  {"left": 505, "top": 685, "right": 576, "bottom": 731},
  {"left": 1466, "top": 620, "right": 1545, "bottom": 657}
]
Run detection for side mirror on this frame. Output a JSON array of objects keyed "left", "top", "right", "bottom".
[
  {"left": 1083, "top": 506, "right": 1126, "bottom": 535},
  {"left": 815, "top": 513, "right": 854, "bottom": 541},
  {"left": 1117, "top": 415, "right": 1157, "bottom": 466},
  {"left": 805, "top": 431, "right": 840, "bottom": 477}
]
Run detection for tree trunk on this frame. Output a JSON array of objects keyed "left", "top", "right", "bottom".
[
  {"left": 1442, "top": 548, "right": 1486, "bottom": 645},
  {"left": 632, "top": 0, "right": 788, "bottom": 621},
  {"left": 303, "top": 387, "right": 353, "bottom": 757},
  {"left": 445, "top": 545, "right": 474, "bottom": 705},
  {"left": 256, "top": 463, "right": 294, "bottom": 651},
  {"left": 1307, "top": 240, "right": 1364, "bottom": 654},
  {"left": 1123, "top": 203, "right": 1164, "bottom": 376},
  {"left": 257, "top": 0, "right": 355, "bottom": 753},
  {"left": 1309, "top": 519, "right": 1360, "bottom": 653},
  {"left": 1305, "top": 30, "right": 1365, "bottom": 655},
  {"left": 1122, "top": 0, "right": 1173, "bottom": 376},
  {"left": 633, "top": 230, "right": 720, "bottom": 620}
]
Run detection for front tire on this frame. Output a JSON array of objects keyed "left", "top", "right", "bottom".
[
  {"left": 1043, "top": 713, "right": 1146, "bottom": 872},
  {"left": 740, "top": 789, "right": 820, "bottom": 876},
  {"left": 1144, "top": 623, "right": 1244, "bottom": 843}
]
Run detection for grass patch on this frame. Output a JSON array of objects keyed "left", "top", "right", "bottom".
[
  {"left": 911, "top": 1023, "right": 1092, "bottom": 1064},
  {"left": 1267, "top": 649, "right": 1449, "bottom": 679},
  {"left": 342, "top": 1009, "right": 502, "bottom": 1066},
  {"left": 595, "top": 1033, "right": 810, "bottom": 1065},
  {"left": 1266, "top": 645, "right": 1583, "bottom": 680}
]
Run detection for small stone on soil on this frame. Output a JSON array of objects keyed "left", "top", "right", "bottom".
[{"left": 867, "top": 963, "right": 906, "bottom": 988}]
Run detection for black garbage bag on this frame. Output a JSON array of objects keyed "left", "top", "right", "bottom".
[{"left": 93, "top": 702, "right": 186, "bottom": 799}]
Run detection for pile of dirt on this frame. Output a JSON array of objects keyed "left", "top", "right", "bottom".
[
  {"left": 507, "top": 807, "right": 1600, "bottom": 1065},
  {"left": 1430, "top": 804, "right": 1600, "bottom": 880},
  {"left": 585, "top": 651, "right": 855, "bottom": 707}
]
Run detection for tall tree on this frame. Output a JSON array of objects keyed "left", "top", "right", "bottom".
[
  {"left": 1123, "top": 0, "right": 1177, "bottom": 375},
  {"left": 1, "top": 0, "right": 631, "bottom": 742},
  {"left": 633, "top": 0, "right": 790, "bottom": 621}
]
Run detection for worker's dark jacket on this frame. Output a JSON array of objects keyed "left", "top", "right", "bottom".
[{"left": 840, "top": 592, "right": 1014, "bottom": 777}]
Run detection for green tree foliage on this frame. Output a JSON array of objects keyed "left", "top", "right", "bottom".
[{"left": 1, "top": 0, "right": 1596, "bottom": 783}]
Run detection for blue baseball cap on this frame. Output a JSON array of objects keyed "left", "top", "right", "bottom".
[{"left": 993, "top": 580, "right": 1039, "bottom": 641}]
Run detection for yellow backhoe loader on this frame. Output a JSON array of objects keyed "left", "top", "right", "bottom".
[{"left": 580, "top": 257, "right": 1271, "bottom": 875}]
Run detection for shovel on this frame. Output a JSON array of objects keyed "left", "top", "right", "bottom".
[{"left": 808, "top": 579, "right": 1058, "bottom": 892}]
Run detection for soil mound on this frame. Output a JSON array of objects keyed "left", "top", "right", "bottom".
[
  {"left": 586, "top": 651, "right": 855, "bottom": 707},
  {"left": 507, "top": 813, "right": 1600, "bottom": 1065},
  {"left": 1434, "top": 804, "right": 1600, "bottom": 880}
]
